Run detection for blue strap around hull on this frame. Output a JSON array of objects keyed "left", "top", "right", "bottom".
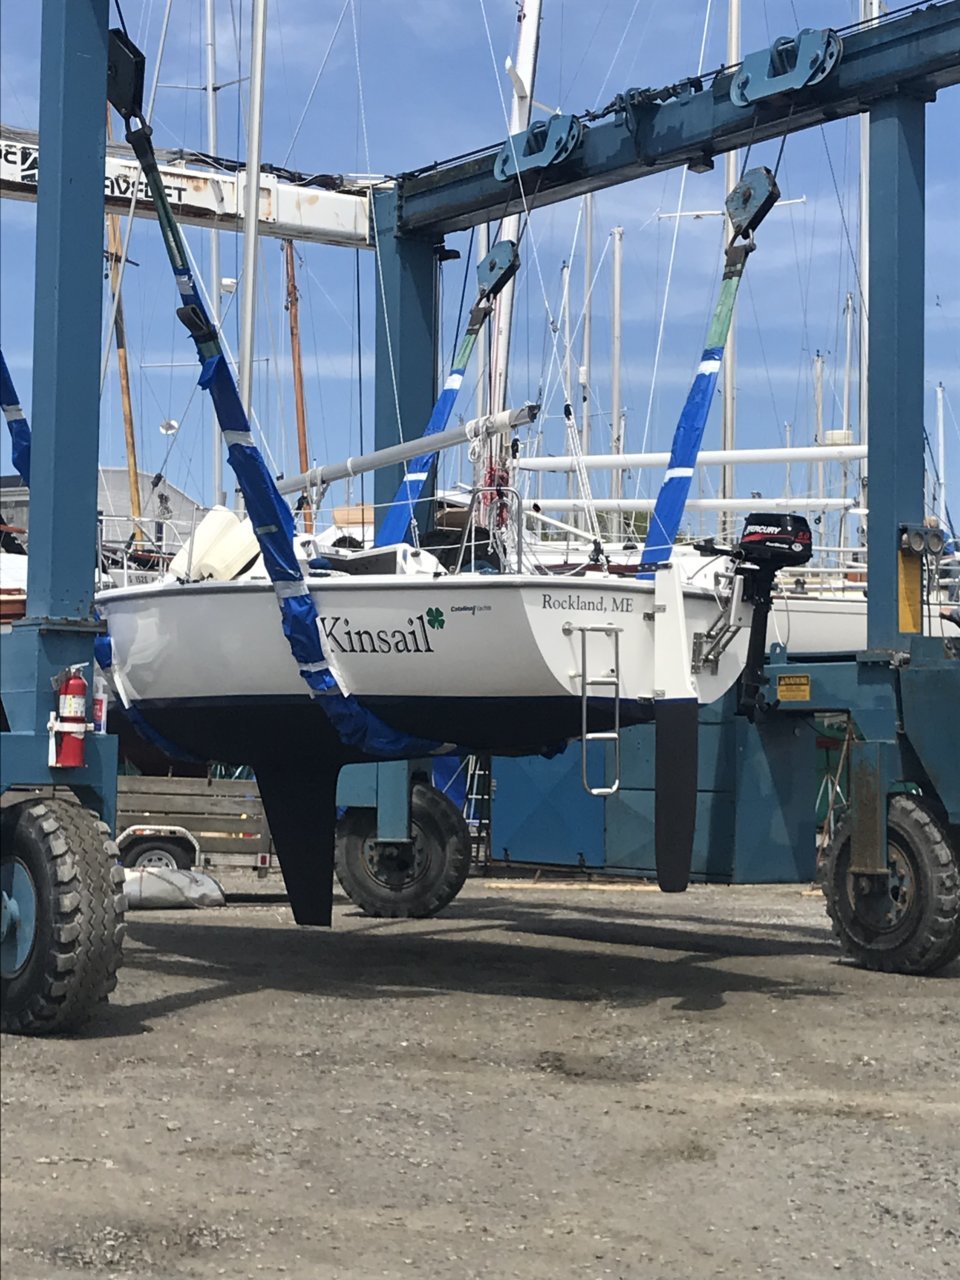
[
  {"left": 639, "top": 346, "right": 723, "bottom": 568},
  {"left": 1, "top": 349, "right": 32, "bottom": 486},
  {"left": 375, "top": 370, "right": 466, "bottom": 547},
  {"left": 195, "top": 353, "right": 448, "bottom": 759}
]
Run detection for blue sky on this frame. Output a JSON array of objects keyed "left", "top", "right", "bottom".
[{"left": 1, "top": 0, "right": 957, "bottom": 531}]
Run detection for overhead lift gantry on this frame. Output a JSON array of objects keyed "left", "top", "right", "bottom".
[
  {"left": 356, "top": 2, "right": 959, "bottom": 971},
  {"left": 1, "top": 4, "right": 958, "bottom": 1035}
]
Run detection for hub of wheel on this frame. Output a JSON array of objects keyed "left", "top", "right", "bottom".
[
  {"left": 361, "top": 836, "right": 428, "bottom": 890},
  {"left": 847, "top": 845, "right": 916, "bottom": 934},
  {"left": 0, "top": 859, "right": 39, "bottom": 979}
]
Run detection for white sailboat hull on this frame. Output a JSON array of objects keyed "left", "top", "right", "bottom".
[{"left": 97, "top": 571, "right": 749, "bottom": 763}]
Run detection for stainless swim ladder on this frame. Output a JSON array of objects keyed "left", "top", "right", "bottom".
[{"left": 563, "top": 621, "right": 622, "bottom": 797}]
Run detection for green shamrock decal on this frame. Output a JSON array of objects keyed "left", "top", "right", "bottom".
[{"left": 426, "top": 607, "right": 445, "bottom": 631}]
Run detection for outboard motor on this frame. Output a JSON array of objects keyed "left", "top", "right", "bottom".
[{"left": 735, "top": 513, "right": 813, "bottom": 718}]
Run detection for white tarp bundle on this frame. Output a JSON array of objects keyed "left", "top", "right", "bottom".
[{"left": 123, "top": 867, "right": 226, "bottom": 909}]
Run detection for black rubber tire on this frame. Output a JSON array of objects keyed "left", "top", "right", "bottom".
[
  {"left": 121, "top": 838, "right": 194, "bottom": 871},
  {"left": 334, "top": 782, "right": 471, "bottom": 919},
  {"left": 822, "top": 794, "right": 960, "bottom": 975},
  {"left": 1, "top": 799, "right": 127, "bottom": 1034}
]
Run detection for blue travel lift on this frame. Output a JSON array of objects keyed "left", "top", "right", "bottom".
[
  {"left": 2, "top": 6, "right": 959, "bottom": 1038},
  {"left": 345, "top": 7, "right": 960, "bottom": 973}
]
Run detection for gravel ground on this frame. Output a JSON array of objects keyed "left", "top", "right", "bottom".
[{"left": 1, "top": 878, "right": 958, "bottom": 1280}]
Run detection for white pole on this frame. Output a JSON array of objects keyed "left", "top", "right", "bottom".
[
  {"left": 475, "top": 223, "right": 489, "bottom": 421},
  {"left": 525, "top": 496, "right": 857, "bottom": 514},
  {"left": 784, "top": 422, "right": 792, "bottom": 499},
  {"left": 205, "top": 0, "right": 224, "bottom": 506},
  {"left": 518, "top": 443, "right": 868, "bottom": 472},
  {"left": 561, "top": 260, "right": 573, "bottom": 405},
  {"left": 814, "top": 350, "right": 825, "bottom": 531},
  {"left": 580, "top": 193, "right": 593, "bottom": 458},
  {"left": 936, "top": 381, "right": 947, "bottom": 528},
  {"left": 840, "top": 291, "right": 854, "bottom": 552},
  {"left": 610, "top": 226, "right": 624, "bottom": 532},
  {"left": 490, "top": 0, "right": 542, "bottom": 415},
  {"left": 561, "top": 258, "right": 574, "bottom": 511},
  {"left": 720, "top": 0, "right": 741, "bottom": 539},
  {"left": 278, "top": 405, "right": 538, "bottom": 494},
  {"left": 237, "top": 0, "right": 268, "bottom": 421}
]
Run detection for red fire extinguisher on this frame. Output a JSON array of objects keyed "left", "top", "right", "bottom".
[{"left": 52, "top": 666, "right": 88, "bottom": 768}]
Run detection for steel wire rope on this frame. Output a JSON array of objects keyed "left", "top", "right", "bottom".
[
  {"left": 281, "top": 1, "right": 350, "bottom": 168},
  {"left": 97, "top": 0, "right": 174, "bottom": 521},
  {"left": 633, "top": 0, "right": 714, "bottom": 501},
  {"left": 98, "top": 0, "right": 174, "bottom": 396},
  {"left": 178, "top": 233, "right": 283, "bottom": 478}
]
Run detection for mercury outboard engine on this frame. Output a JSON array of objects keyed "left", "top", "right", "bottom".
[{"left": 735, "top": 513, "right": 813, "bottom": 718}]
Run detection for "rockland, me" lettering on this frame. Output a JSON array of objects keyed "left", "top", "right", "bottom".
[
  {"left": 540, "top": 593, "right": 633, "bottom": 614},
  {"left": 319, "top": 614, "right": 434, "bottom": 655}
]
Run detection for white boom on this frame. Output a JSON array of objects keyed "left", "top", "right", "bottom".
[{"left": 0, "top": 125, "right": 375, "bottom": 248}]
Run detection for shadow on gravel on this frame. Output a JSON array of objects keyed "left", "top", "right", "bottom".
[{"left": 84, "top": 893, "right": 841, "bottom": 1037}]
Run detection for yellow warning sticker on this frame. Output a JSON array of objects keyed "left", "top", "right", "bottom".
[{"left": 777, "top": 673, "right": 811, "bottom": 702}]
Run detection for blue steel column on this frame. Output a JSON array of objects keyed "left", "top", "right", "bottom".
[
  {"left": 28, "top": 0, "right": 110, "bottom": 620},
  {"left": 865, "top": 95, "right": 926, "bottom": 652},
  {"left": 0, "top": 0, "right": 115, "bottom": 820},
  {"left": 371, "top": 187, "right": 437, "bottom": 534}
]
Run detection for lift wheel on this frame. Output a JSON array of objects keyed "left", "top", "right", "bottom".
[
  {"left": 821, "top": 795, "right": 960, "bottom": 975},
  {"left": 1, "top": 798, "right": 126, "bottom": 1034}
]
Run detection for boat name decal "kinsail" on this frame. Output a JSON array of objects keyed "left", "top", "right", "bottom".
[
  {"left": 540, "top": 593, "right": 633, "bottom": 614},
  {"left": 319, "top": 614, "right": 437, "bottom": 655}
]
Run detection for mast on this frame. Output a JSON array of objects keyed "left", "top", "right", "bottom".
[
  {"left": 104, "top": 109, "right": 142, "bottom": 542},
  {"left": 238, "top": 0, "right": 268, "bottom": 419},
  {"left": 580, "top": 192, "right": 593, "bottom": 457},
  {"left": 283, "top": 239, "right": 312, "bottom": 533},
  {"left": 561, "top": 258, "right": 574, "bottom": 512},
  {"left": 475, "top": 222, "right": 489, "bottom": 421},
  {"left": 840, "top": 290, "right": 854, "bottom": 552},
  {"left": 719, "top": 0, "right": 741, "bottom": 539},
  {"left": 204, "top": 0, "right": 224, "bottom": 505},
  {"left": 784, "top": 422, "right": 792, "bottom": 499},
  {"left": 936, "top": 381, "right": 946, "bottom": 529},
  {"left": 609, "top": 225, "right": 624, "bottom": 536},
  {"left": 489, "top": 0, "right": 542, "bottom": 415},
  {"left": 814, "top": 349, "right": 825, "bottom": 532}
]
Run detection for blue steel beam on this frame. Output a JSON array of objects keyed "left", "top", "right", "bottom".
[
  {"left": 371, "top": 188, "right": 438, "bottom": 533},
  {"left": 396, "top": 2, "right": 960, "bottom": 235},
  {"left": 26, "top": 0, "right": 109, "bottom": 620},
  {"left": 865, "top": 95, "right": 927, "bottom": 653},
  {"left": 1, "top": 0, "right": 117, "bottom": 806}
]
